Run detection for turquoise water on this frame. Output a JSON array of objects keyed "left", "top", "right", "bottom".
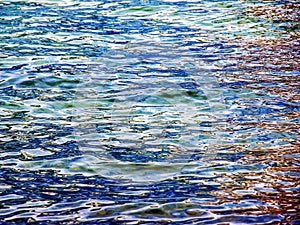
[{"left": 0, "top": 0, "right": 299, "bottom": 224}]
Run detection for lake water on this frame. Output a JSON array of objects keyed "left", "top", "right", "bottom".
[{"left": 0, "top": 0, "right": 299, "bottom": 224}]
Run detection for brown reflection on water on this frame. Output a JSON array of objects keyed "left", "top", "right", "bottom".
[
  {"left": 244, "top": 2, "right": 300, "bottom": 37},
  {"left": 246, "top": 145, "right": 299, "bottom": 222},
  {"left": 210, "top": 3, "right": 300, "bottom": 224},
  {"left": 225, "top": 36, "right": 300, "bottom": 103},
  {"left": 224, "top": 2, "right": 300, "bottom": 103},
  {"left": 210, "top": 144, "right": 300, "bottom": 223}
]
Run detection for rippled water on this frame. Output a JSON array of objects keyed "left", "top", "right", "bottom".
[{"left": 0, "top": 0, "right": 299, "bottom": 224}]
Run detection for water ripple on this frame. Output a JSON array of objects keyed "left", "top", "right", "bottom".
[{"left": 0, "top": 0, "right": 299, "bottom": 224}]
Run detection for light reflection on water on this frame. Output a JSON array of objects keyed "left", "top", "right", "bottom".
[{"left": 0, "top": 0, "right": 299, "bottom": 224}]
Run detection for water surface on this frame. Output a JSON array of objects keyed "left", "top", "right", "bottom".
[{"left": 0, "top": 0, "right": 299, "bottom": 224}]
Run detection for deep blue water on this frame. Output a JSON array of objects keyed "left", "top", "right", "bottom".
[{"left": 0, "top": 0, "right": 299, "bottom": 224}]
